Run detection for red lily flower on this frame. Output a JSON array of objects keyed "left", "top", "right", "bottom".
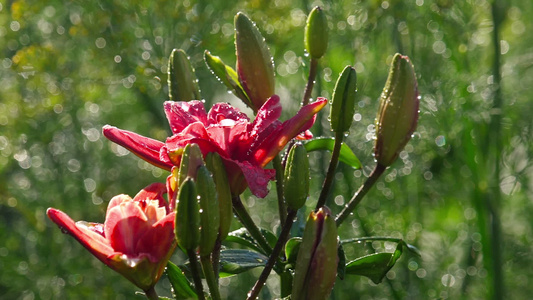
[
  {"left": 46, "top": 183, "right": 175, "bottom": 291},
  {"left": 103, "top": 95, "right": 327, "bottom": 198}
]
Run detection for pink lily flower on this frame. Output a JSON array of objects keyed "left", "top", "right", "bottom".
[
  {"left": 103, "top": 95, "right": 327, "bottom": 198},
  {"left": 46, "top": 183, "right": 176, "bottom": 291}
]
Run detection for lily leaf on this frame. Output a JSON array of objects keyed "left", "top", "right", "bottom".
[
  {"left": 341, "top": 237, "right": 421, "bottom": 258},
  {"left": 345, "top": 243, "right": 403, "bottom": 284},
  {"left": 304, "top": 137, "right": 361, "bottom": 169},
  {"left": 219, "top": 249, "right": 268, "bottom": 278},
  {"left": 225, "top": 228, "right": 264, "bottom": 254},
  {"left": 204, "top": 50, "right": 252, "bottom": 108},
  {"left": 225, "top": 227, "right": 277, "bottom": 255},
  {"left": 260, "top": 227, "right": 278, "bottom": 249},
  {"left": 284, "top": 237, "right": 302, "bottom": 265},
  {"left": 165, "top": 262, "right": 198, "bottom": 300}
]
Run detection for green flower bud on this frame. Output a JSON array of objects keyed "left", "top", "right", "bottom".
[
  {"left": 235, "top": 12, "right": 275, "bottom": 111},
  {"left": 176, "top": 143, "right": 204, "bottom": 187},
  {"left": 292, "top": 206, "right": 338, "bottom": 300},
  {"left": 175, "top": 178, "right": 200, "bottom": 251},
  {"left": 168, "top": 49, "right": 201, "bottom": 101},
  {"left": 204, "top": 50, "right": 252, "bottom": 108},
  {"left": 330, "top": 66, "right": 357, "bottom": 133},
  {"left": 284, "top": 144, "right": 310, "bottom": 211},
  {"left": 196, "top": 166, "right": 220, "bottom": 257},
  {"left": 305, "top": 6, "right": 329, "bottom": 59},
  {"left": 374, "top": 53, "right": 419, "bottom": 167},
  {"left": 205, "top": 152, "right": 233, "bottom": 240}
]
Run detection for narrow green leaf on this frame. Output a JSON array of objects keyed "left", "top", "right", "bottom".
[
  {"left": 225, "top": 227, "right": 277, "bottom": 256},
  {"left": 345, "top": 244, "right": 403, "bottom": 284},
  {"left": 341, "top": 237, "right": 421, "bottom": 258},
  {"left": 225, "top": 228, "right": 264, "bottom": 254},
  {"left": 204, "top": 50, "right": 251, "bottom": 107},
  {"left": 166, "top": 262, "right": 198, "bottom": 300},
  {"left": 219, "top": 249, "right": 268, "bottom": 277},
  {"left": 304, "top": 137, "right": 362, "bottom": 169},
  {"left": 260, "top": 228, "right": 278, "bottom": 249}
]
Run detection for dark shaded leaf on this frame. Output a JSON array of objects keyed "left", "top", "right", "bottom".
[
  {"left": 260, "top": 228, "right": 278, "bottom": 249},
  {"left": 225, "top": 228, "right": 263, "bottom": 254},
  {"left": 337, "top": 243, "right": 346, "bottom": 280},
  {"left": 225, "top": 227, "right": 278, "bottom": 255},
  {"left": 219, "top": 249, "right": 268, "bottom": 278}
]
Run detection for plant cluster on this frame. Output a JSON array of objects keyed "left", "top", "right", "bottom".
[{"left": 47, "top": 7, "right": 420, "bottom": 299}]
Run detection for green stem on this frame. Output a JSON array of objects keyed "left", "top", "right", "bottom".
[
  {"left": 144, "top": 286, "right": 159, "bottom": 300},
  {"left": 247, "top": 209, "right": 297, "bottom": 300},
  {"left": 488, "top": 2, "right": 504, "bottom": 300},
  {"left": 212, "top": 236, "right": 222, "bottom": 282},
  {"left": 342, "top": 236, "right": 404, "bottom": 244},
  {"left": 335, "top": 163, "right": 386, "bottom": 227},
  {"left": 201, "top": 255, "right": 221, "bottom": 300},
  {"left": 232, "top": 196, "right": 273, "bottom": 255},
  {"left": 316, "top": 130, "right": 344, "bottom": 209},
  {"left": 302, "top": 58, "right": 319, "bottom": 106},
  {"left": 279, "top": 271, "right": 293, "bottom": 299},
  {"left": 273, "top": 155, "right": 287, "bottom": 227},
  {"left": 187, "top": 249, "right": 205, "bottom": 300}
]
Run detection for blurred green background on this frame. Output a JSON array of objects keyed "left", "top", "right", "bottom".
[{"left": 1, "top": 0, "right": 532, "bottom": 299}]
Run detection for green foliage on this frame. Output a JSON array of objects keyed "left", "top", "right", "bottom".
[
  {"left": 1, "top": 0, "right": 532, "bottom": 299},
  {"left": 218, "top": 249, "right": 268, "bottom": 278},
  {"left": 165, "top": 262, "right": 198, "bottom": 300}
]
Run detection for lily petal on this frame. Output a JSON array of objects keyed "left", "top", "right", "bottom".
[
  {"left": 254, "top": 98, "right": 327, "bottom": 166},
  {"left": 235, "top": 160, "right": 276, "bottom": 198},
  {"left": 105, "top": 199, "right": 151, "bottom": 255},
  {"left": 47, "top": 208, "right": 114, "bottom": 263},
  {"left": 134, "top": 212, "right": 176, "bottom": 263},
  {"left": 207, "top": 102, "right": 250, "bottom": 125},
  {"left": 133, "top": 182, "right": 168, "bottom": 212},
  {"left": 103, "top": 125, "right": 171, "bottom": 171},
  {"left": 164, "top": 101, "right": 208, "bottom": 134},
  {"left": 249, "top": 95, "right": 282, "bottom": 136}
]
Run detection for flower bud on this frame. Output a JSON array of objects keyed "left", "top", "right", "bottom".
[
  {"left": 284, "top": 144, "right": 310, "bottom": 211},
  {"left": 374, "top": 54, "right": 419, "bottom": 167},
  {"left": 196, "top": 165, "right": 220, "bottom": 257},
  {"left": 292, "top": 206, "right": 338, "bottom": 300},
  {"left": 305, "top": 6, "right": 328, "bottom": 59},
  {"left": 204, "top": 50, "right": 252, "bottom": 109},
  {"left": 330, "top": 66, "right": 357, "bottom": 133},
  {"left": 235, "top": 12, "right": 275, "bottom": 111},
  {"left": 175, "top": 143, "right": 204, "bottom": 187},
  {"left": 175, "top": 178, "right": 200, "bottom": 251},
  {"left": 168, "top": 49, "right": 201, "bottom": 101},
  {"left": 205, "top": 152, "right": 232, "bottom": 240}
]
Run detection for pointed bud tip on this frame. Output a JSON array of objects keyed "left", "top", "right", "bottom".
[
  {"left": 305, "top": 6, "right": 329, "bottom": 59},
  {"left": 374, "top": 53, "right": 419, "bottom": 167}
]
